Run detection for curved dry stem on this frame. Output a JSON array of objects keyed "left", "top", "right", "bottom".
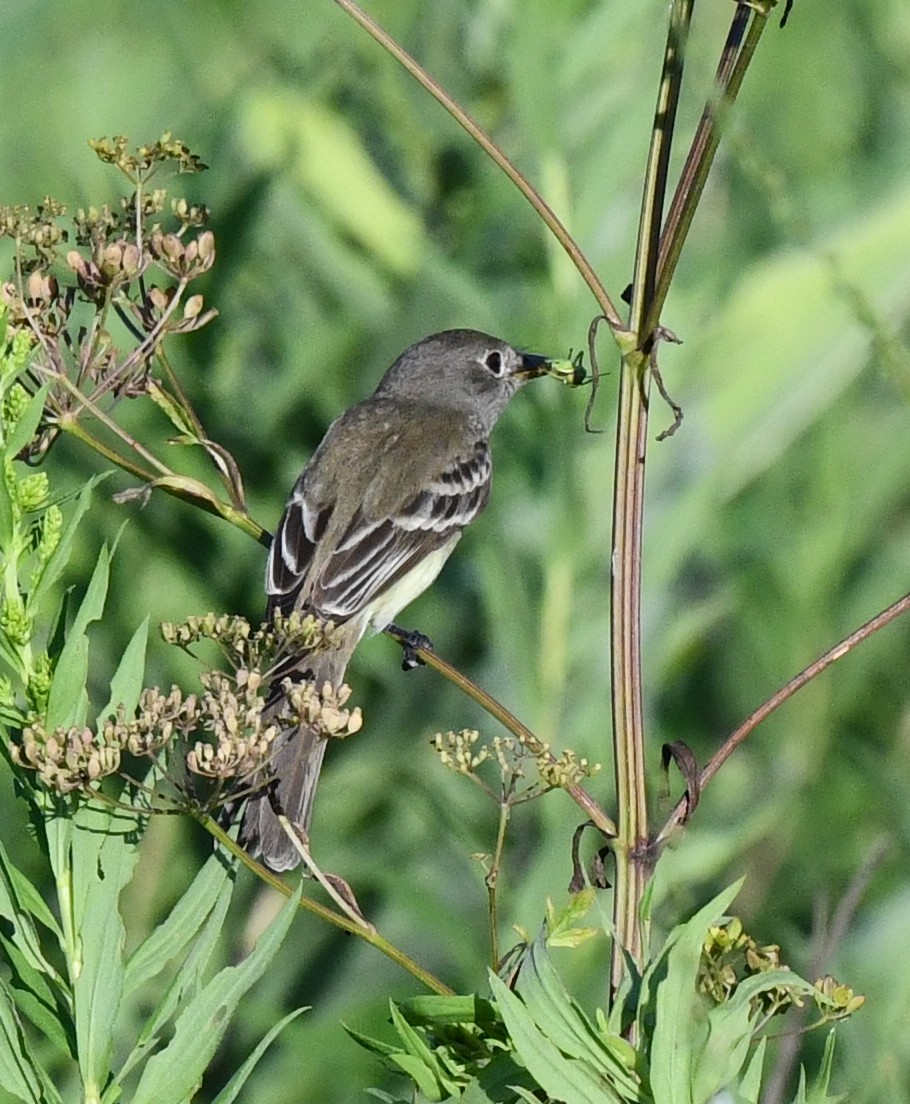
[
  {"left": 199, "top": 811, "right": 455, "bottom": 996},
  {"left": 655, "top": 591, "right": 910, "bottom": 846},
  {"left": 384, "top": 628, "right": 617, "bottom": 839},
  {"left": 332, "top": 0, "right": 624, "bottom": 332}
]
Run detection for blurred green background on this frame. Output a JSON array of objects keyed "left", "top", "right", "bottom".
[{"left": 2, "top": 0, "right": 910, "bottom": 1099}]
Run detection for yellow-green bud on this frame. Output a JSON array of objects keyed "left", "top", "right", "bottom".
[
  {"left": 1, "top": 383, "right": 29, "bottom": 431},
  {"left": 26, "top": 652, "right": 53, "bottom": 714},
  {"left": 0, "top": 598, "right": 31, "bottom": 647},
  {"left": 36, "top": 503, "right": 62, "bottom": 562},
  {"left": 17, "top": 472, "right": 49, "bottom": 513}
]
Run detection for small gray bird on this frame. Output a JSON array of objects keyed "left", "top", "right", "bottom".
[{"left": 241, "top": 329, "right": 555, "bottom": 870}]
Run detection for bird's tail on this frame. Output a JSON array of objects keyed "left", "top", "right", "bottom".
[{"left": 239, "top": 646, "right": 351, "bottom": 872}]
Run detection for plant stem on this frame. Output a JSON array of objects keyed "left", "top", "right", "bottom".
[
  {"left": 332, "top": 0, "right": 624, "bottom": 331},
  {"left": 200, "top": 813, "right": 455, "bottom": 996},
  {"left": 486, "top": 799, "right": 511, "bottom": 970},
  {"left": 645, "top": 3, "right": 769, "bottom": 337},
  {"left": 385, "top": 629, "right": 616, "bottom": 839},
  {"left": 655, "top": 590, "right": 910, "bottom": 846},
  {"left": 610, "top": 0, "right": 694, "bottom": 996}
]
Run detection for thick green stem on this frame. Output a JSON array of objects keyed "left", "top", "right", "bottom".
[{"left": 610, "top": 0, "right": 694, "bottom": 996}]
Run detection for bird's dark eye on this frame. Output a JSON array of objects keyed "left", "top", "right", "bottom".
[{"left": 484, "top": 350, "right": 504, "bottom": 375}]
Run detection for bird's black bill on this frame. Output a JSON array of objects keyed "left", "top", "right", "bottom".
[{"left": 514, "top": 352, "right": 552, "bottom": 380}]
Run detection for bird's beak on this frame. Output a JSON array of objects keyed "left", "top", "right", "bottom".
[{"left": 512, "top": 352, "right": 552, "bottom": 381}]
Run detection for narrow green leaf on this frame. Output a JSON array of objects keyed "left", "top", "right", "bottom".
[
  {"left": 6, "top": 858, "right": 63, "bottom": 943},
  {"left": 0, "top": 936, "right": 73, "bottom": 1060},
  {"left": 387, "top": 1002, "right": 461, "bottom": 1097},
  {"left": 68, "top": 544, "right": 111, "bottom": 640},
  {"left": 0, "top": 451, "right": 14, "bottom": 544},
  {"left": 209, "top": 1006, "right": 308, "bottom": 1104},
  {"left": 802, "top": 1031, "right": 845, "bottom": 1104},
  {"left": 388, "top": 1052, "right": 444, "bottom": 1101},
  {"left": 31, "top": 475, "right": 110, "bottom": 607},
  {"left": 44, "top": 545, "right": 111, "bottom": 730},
  {"left": 123, "top": 853, "right": 232, "bottom": 996},
  {"left": 648, "top": 881, "right": 743, "bottom": 1104},
  {"left": 43, "top": 635, "right": 89, "bottom": 731},
  {"left": 0, "top": 839, "right": 63, "bottom": 978},
  {"left": 130, "top": 882, "right": 302, "bottom": 1104},
  {"left": 488, "top": 972, "right": 622, "bottom": 1104},
  {"left": 737, "top": 1039, "right": 766, "bottom": 1104},
  {"left": 98, "top": 616, "right": 149, "bottom": 723},
  {"left": 0, "top": 979, "right": 45, "bottom": 1104},
  {"left": 509, "top": 1088, "right": 542, "bottom": 1104},
  {"left": 389, "top": 1001, "right": 447, "bottom": 1073},
  {"left": 121, "top": 866, "right": 234, "bottom": 1081},
  {"left": 343, "top": 1024, "right": 400, "bottom": 1059},
  {"left": 396, "top": 994, "right": 501, "bottom": 1030},
  {"left": 71, "top": 800, "right": 142, "bottom": 1101},
  {"left": 518, "top": 935, "right": 638, "bottom": 1098}
]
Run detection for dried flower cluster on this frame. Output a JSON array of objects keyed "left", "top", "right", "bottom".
[
  {"left": 0, "top": 133, "right": 216, "bottom": 463},
  {"left": 161, "top": 609, "right": 345, "bottom": 683},
  {"left": 11, "top": 612, "right": 362, "bottom": 804},
  {"left": 433, "top": 728, "right": 600, "bottom": 803}
]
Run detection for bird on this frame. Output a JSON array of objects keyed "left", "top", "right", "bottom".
[{"left": 240, "top": 328, "right": 555, "bottom": 870}]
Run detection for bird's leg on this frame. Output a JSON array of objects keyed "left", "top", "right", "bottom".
[{"left": 385, "top": 623, "right": 435, "bottom": 671}]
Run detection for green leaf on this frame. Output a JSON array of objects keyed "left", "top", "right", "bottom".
[
  {"left": 123, "top": 852, "right": 232, "bottom": 996},
  {"left": 488, "top": 971, "right": 623, "bottom": 1104},
  {"left": 43, "top": 636, "right": 88, "bottom": 731},
  {"left": 517, "top": 935, "right": 638, "bottom": 1098},
  {"left": 5, "top": 385, "right": 49, "bottom": 460},
  {"left": 737, "top": 1039, "right": 766, "bottom": 1104},
  {"left": 694, "top": 966, "right": 820, "bottom": 1102},
  {"left": 389, "top": 1001, "right": 458, "bottom": 1097},
  {"left": 0, "top": 935, "right": 73, "bottom": 1061},
  {"left": 31, "top": 475, "right": 110, "bottom": 607},
  {"left": 0, "top": 839, "right": 63, "bottom": 980},
  {"left": 71, "top": 799, "right": 142, "bottom": 1102},
  {"left": 209, "top": 1006, "right": 308, "bottom": 1104},
  {"left": 343, "top": 1024, "right": 400, "bottom": 1060},
  {"left": 647, "top": 880, "right": 743, "bottom": 1104},
  {"left": 798, "top": 1031, "right": 844, "bottom": 1104},
  {"left": 121, "top": 863, "right": 234, "bottom": 1081},
  {"left": 98, "top": 616, "right": 149, "bottom": 723},
  {"left": 44, "top": 544, "right": 111, "bottom": 730},
  {"left": 388, "top": 1052, "right": 444, "bottom": 1102},
  {"left": 68, "top": 543, "right": 111, "bottom": 640},
  {"left": 130, "top": 882, "right": 302, "bottom": 1104},
  {"left": 395, "top": 994, "right": 501, "bottom": 1031},
  {"left": 0, "top": 978, "right": 50, "bottom": 1104}
]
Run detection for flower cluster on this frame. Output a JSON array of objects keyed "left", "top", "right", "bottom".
[
  {"left": 0, "top": 134, "right": 217, "bottom": 462},
  {"left": 161, "top": 609, "right": 344, "bottom": 683},
  {"left": 11, "top": 613, "right": 363, "bottom": 802},
  {"left": 433, "top": 728, "right": 600, "bottom": 803},
  {"left": 698, "top": 917, "right": 864, "bottom": 1023}
]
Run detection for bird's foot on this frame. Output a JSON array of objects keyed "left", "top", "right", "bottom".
[{"left": 386, "top": 623, "right": 434, "bottom": 671}]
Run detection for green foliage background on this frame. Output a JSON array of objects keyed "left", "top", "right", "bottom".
[{"left": 1, "top": 0, "right": 909, "bottom": 1099}]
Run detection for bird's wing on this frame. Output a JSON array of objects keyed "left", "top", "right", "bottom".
[{"left": 267, "top": 438, "right": 491, "bottom": 621}]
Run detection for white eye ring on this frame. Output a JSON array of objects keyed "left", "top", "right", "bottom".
[{"left": 482, "top": 349, "right": 505, "bottom": 376}]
